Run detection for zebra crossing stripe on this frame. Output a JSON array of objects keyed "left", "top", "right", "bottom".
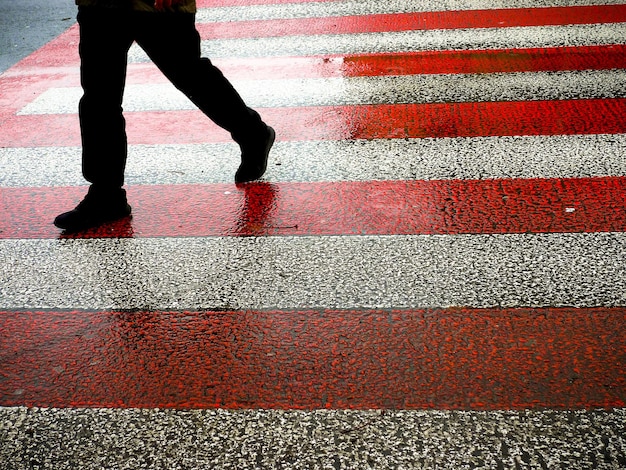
[
  {"left": 195, "top": 5, "right": 626, "bottom": 39},
  {"left": 3, "top": 98, "right": 625, "bottom": 148},
  {"left": 1, "top": 176, "right": 625, "bottom": 239},
  {"left": 195, "top": 0, "right": 626, "bottom": 23},
  {"left": 1, "top": 307, "right": 624, "bottom": 409},
  {"left": 2, "top": 134, "right": 626, "bottom": 187},
  {"left": 16, "top": 69, "right": 626, "bottom": 114},
  {"left": 1, "top": 233, "right": 625, "bottom": 310}
]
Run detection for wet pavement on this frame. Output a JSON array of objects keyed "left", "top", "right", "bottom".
[{"left": 1, "top": 0, "right": 626, "bottom": 468}]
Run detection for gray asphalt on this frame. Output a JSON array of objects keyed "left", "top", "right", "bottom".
[{"left": 0, "top": 0, "right": 76, "bottom": 73}]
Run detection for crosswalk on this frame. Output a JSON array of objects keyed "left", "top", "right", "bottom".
[{"left": 1, "top": 0, "right": 625, "bottom": 468}]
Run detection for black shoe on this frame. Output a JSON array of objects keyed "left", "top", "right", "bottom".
[
  {"left": 54, "top": 187, "right": 132, "bottom": 232},
  {"left": 235, "top": 126, "right": 275, "bottom": 184}
]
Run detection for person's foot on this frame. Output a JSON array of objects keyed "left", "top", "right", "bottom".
[
  {"left": 54, "top": 186, "right": 131, "bottom": 232},
  {"left": 235, "top": 126, "right": 275, "bottom": 184}
]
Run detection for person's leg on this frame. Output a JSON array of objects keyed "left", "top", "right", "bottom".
[
  {"left": 78, "top": 6, "right": 134, "bottom": 190},
  {"left": 133, "top": 11, "right": 274, "bottom": 183},
  {"left": 54, "top": 7, "right": 133, "bottom": 231}
]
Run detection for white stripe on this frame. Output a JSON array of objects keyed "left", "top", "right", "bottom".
[
  {"left": 2, "top": 134, "right": 626, "bottom": 187},
  {"left": 1, "top": 233, "right": 624, "bottom": 310},
  {"left": 1, "top": 407, "right": 624, "bottom": 469},
  {"left": 17, "top": 69, "right": 626, "bottom": 115},
  {"left": 127, "top": 23, "right": 626, "bottom": 60},
  {"left": 3, "top": 407, "right": 625, "bottom": 468},
  {"left": 196, "top": 0, "right": 626, "bottom": 23}
]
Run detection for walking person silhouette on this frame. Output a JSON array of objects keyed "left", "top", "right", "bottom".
[{"left": 55, "top": 0, "right": 275, "bottom": 231}]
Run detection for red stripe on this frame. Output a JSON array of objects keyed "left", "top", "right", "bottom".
[
  {"left": 122, "top": 45, "right": 626, "bottom": 82},
  {"left": 2, "top": 98, "right": 626, "bottom": 148},
  {"left": 1, "top": 307, "right": 624, "bottom": 409},
  {"left": 1, "top": 177, "right": 624, "bottom": 239},
  {"left": 8, "top": 44, "right": 625, "bottom": 88},
  {"left": 333, "top": 45, "right": 626, "bottom": 77},
  {"left": 9, "top": 13, "right": 626, "bottom": 72},
  {"left": 197, "top": 5, "right": 626, "bottom": 39}
]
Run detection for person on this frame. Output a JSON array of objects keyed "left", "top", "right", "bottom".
[{"left": 54, "top": 0, "right": 275, "bottom": 231}]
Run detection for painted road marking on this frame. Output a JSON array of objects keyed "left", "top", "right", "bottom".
[
  {"left": 1, "top": 0, "right": 626, "bottom": 466},
  {"left": 0, "top": 308, "right": 624, "bottom": 409},
  {"left": 138, "top": 23, "right": 626, "bottom": 59},
  {"left": 1, "top": 407, "right": 624, "bottom": 468},
  {"left": 4, "top": 98, "right": 626, "bottom": 147},
  {"left": 133, "top": 44, "right": 626, "bottom": 81},
  {"left": 17, "top": 69, "right": 626, "bottom": 114},
  {"left": 6, "top": 4, "right": 625, "bottom": 72},
  {"left": 10, "top": 40, "right": 625, "bottom": 77},
  {"left": 195, "top": 0, "right": 626, "bottom": 23},
  {"left": 1, "top": 176, "right": 625, "bottom": 239},
  {"left": 2, "top": 134, "right": 626, "bottom": 187},
  {"left": 195, "top": 5, "right": 626, "bottom": 38},
  {"left": 1, "top": 233, "right": 625, "bottom": 310}
]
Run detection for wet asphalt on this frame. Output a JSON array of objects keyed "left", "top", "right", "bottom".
[{"left": 1, "top": 1, "right": 625, "bottom": 468}]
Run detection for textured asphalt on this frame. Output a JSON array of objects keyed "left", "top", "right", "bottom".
[
  {"left": 132, "top": 23, "right": 626, "bottom": 59},
  {"left": 2, "top": 408, "right": 625, "bottom": 469},
  {"left": 194, "top": 0, "right": 626, "bottom": 20},
  {"left": 1, "top": 0, "right": 625, "bottom": 468},
  {"left": 2, "top": 135, "right": 626, "bottom": 187},
  {"left": 0, "top": 233, "right": 625, "bottom": 309}
]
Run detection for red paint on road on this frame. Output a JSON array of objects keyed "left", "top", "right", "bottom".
[
  {"left": 196, "top": 5, "right": 626, "bottom": 39},
  {"left": 1, "top": 308, "right": 624, "bottom": 410},
  {"left": 335, "top": 45, "right": 626, "bottom": 77},
  {"left": 2, "top": 98, "right": 626, "bottom": 148},
  {"left": 15, "top": 43, "right": 626, "bottom": 82},
  {"left": 120, "top": 45, "right": 626, "bottom": 82},
  {"left": 1, "top": 177, "right": 624, "bottom": 239}
]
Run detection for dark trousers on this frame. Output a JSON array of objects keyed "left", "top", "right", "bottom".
[{"left": 78, "top": 6, "right": 265, "bottom": 188}]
